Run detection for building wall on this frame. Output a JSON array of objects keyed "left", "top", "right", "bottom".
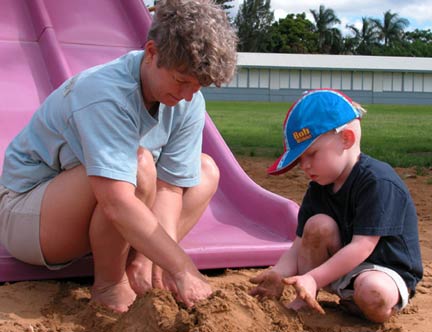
[{"left": 202, "top": 67, "right": 432, "bottom": 105}]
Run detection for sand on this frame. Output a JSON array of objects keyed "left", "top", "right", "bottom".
[{"left": 0, "top": 156, "right": 431, "bottom": 332}]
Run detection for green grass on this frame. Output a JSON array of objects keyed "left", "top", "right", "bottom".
[{"left": 206, "top": 101, "right": 432, "bottom": 168}]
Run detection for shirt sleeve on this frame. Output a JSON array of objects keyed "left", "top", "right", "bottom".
[{"left": 69, "top": 101, "right": 140, "bottom": 185}]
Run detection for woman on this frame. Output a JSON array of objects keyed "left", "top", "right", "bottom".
[{"left": 0, "top": 0, "right": 238, "bottom": 312}]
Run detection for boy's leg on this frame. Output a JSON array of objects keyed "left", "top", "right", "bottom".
[
  {"left": 297, "top": 214, "right": 342, "bottom": 274},
  {"left": 288, "top": 214, "right": 341, "bottom": 310},
  {"left": 40, "top": 165, "right": 135, "bottom": 312},
  {"left": 127, "top": 152, "right": 219, "bottom": 294},
  {"left": 352, "top": 270, "right": 401, "bottom": 323}
]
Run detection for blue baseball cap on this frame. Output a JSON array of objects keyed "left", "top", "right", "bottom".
[{"left": 268, "top": 89, "right": 363, "bottom": 175}]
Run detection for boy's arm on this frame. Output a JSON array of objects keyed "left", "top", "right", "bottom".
[
  {"left": 272, "top": 236, "right": 302, "bottom": 276},
  {"left": 249, "top": 236, "right": 301, "bottom": 298},
  {"left": 307, "top": 234, "right": 380, "bottom": 289},
  {"left": 282, "top": 234, "right": 379, "bottom": 313}
]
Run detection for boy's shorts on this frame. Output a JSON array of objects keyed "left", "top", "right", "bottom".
[
  {"left": 328, "top": 262, "right": 410, "bottom": 310},
  {"left": 0, "top": 182, "right": 70, "bottom": 270}
]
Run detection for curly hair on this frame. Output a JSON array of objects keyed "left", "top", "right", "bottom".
[{"left": 147, "top": 0, "right": 238, "bottom": 87}]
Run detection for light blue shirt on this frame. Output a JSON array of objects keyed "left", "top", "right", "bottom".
[{"left": 0, "top": 51, "right": 205, "bottom": 192}]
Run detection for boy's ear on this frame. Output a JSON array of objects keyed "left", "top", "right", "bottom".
[{"left": 340, "top": 129, "right": 356, "bottom": 149}]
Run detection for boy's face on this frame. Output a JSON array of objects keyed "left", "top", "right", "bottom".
[{"left": 298, "top": 131, "right": 352, "bottom": 189}]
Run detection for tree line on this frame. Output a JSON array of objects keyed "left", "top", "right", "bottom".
[{"left": 216, "top": 0, "right": 432, "bottom": 57}]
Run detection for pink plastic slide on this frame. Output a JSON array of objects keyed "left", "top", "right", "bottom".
[{"left": 0, "top": 0, "right": 298, "bottom": 281}]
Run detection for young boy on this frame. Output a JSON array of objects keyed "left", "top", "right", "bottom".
[{"left": 250, "top": 89, "right": 423, "bottom": 323}]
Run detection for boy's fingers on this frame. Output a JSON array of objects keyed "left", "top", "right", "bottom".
[
  {"left": 249, "top": 275, "right": 263, "bottom": 284},
  {"left": 249, "top": 287, "right": 260, "bottom": 296},
  {"left": 303, "top": 292, "right": 325, "bottom": 315},
  {"left": 283, "top": 277, "right": 325, "bottom": 315},
  {"left": 282, "top": 276, "right": 297, "bottom": 286}
]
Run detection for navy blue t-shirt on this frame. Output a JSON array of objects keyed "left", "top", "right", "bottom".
[{"left": 297, "top": 153, "right": 423, "bottom": 292}]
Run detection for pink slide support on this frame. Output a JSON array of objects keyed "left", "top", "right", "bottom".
[{"left": 0, "top": 0, "right": 298, "bottom": 281}]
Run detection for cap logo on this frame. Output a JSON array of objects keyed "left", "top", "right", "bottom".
[{"left": 293, "top": 128, "right": 312, "bottom": 143}]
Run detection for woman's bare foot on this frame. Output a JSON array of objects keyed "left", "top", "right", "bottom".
[
  {"left": 91, "top": 276, "right": 136, "bottom": 313},
  {"left": 126, "top": 254, "right": 153, "bottom": 295}
]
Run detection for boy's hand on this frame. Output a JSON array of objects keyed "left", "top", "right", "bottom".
[
  {"left": 283, "top": 275, "right": 325, "bottom": 314},
  {"left": 249, "top": 268, "right": 284, "bottom": 299}
]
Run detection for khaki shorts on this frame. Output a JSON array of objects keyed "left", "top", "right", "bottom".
[
  {"left": 328, "top": 262, "right": 410, "bottom": 310},
  {"left": 0, "top": 181, "right": 68, "bottom": 270}
]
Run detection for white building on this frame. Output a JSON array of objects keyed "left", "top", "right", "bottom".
[{"left": 203, "top": 53, "right": 432, "bottom": 104}]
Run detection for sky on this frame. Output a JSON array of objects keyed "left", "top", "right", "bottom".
[{"left": 143, "top": 0, "right": 432, "bottom": 35}]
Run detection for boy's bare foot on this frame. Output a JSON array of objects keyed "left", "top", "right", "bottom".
[{"left": 91, "top": 277, "right": 136, "bottom": 313}]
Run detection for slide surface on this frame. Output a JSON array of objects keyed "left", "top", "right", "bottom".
[{"left": 0, "top": 0, "right": 298, "bottom": 281}]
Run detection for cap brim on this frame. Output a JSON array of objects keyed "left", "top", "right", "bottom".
[
  {"left": 267, "top": 138, "right": 318, "bottom": 175},
  {"left": 267, "top": 154, "right": 299, "bottom": 175}
]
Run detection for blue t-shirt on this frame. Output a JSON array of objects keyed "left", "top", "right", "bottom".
[
  {"left": 297, "top": 153, "right": 423, "bottom": 292},
  {"left": 0, "top": 51, "right": 205, "bottom": 192}
]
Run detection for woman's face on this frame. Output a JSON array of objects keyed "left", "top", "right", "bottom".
[
  {"left": 153, "top": 67, "right": 201, "bottom": 106},
  {"left": 141, "top": 42, "right": 201, "bottom": 107}
]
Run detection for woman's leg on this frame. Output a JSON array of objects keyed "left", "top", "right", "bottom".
[
  {"left": 177, "top": 153, "right": 220, "bottom": 239},
  {"left": 127, "top": 152, "right": 220, "bottom": 294},
  {"left": 126, "top": 148, "right": 158, "bottom": 294},
  {"left": 40, "top": 165, "right": 135, "bottom": 312},
  {"left": 151, "top": 153, "right": 220, "bottom": 291},
  {"left": 40, "top": 165, "right": 95, "bottom": 263}
]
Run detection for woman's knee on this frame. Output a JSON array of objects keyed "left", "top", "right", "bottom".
[
  {"left": 136, "top": 148, "right": 157, "bottom": 202},
  {"left": 200, "top": 153, "right": 220, "bottom": 194},
  {"left": 353, "top": 272, "right": 399, "bottom": 322}
]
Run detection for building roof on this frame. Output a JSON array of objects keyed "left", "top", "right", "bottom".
[{"left": 237, "top": 52, "right": 432, "bottom": 73}]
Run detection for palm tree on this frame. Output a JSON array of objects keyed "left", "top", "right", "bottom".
[
  {"left": 371, "top": 10, "right": 409, "bottom": 46},
  {"left": 346, "top": 17, "right": 380, "bottom": 55},
  {"left": 310, "top": 5, "right": 341, "bottom": 53}
]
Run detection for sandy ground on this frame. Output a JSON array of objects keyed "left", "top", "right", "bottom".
[{"left": 0, "top": 156, "right": 431, "bottom": 332}]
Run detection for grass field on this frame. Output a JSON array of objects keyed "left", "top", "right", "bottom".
[{"left": 206, "top": 101, "right": 432, "bottom": 168}]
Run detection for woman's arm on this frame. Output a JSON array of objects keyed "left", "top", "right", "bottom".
[{"left": 89, "top": 175, "right": 211, "bottom": 306}]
